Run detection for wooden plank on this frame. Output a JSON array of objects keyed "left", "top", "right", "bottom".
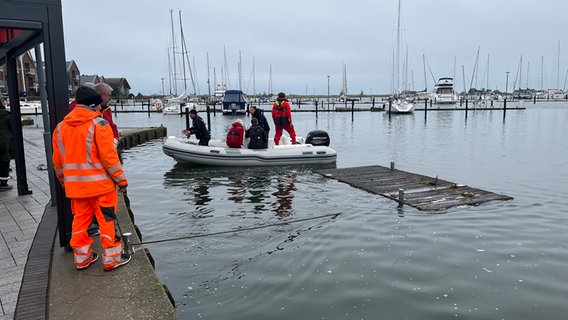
[{"left": 315, "top": 165, "right": 513, "bottom": 211}]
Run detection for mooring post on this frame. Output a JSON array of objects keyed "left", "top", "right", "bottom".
[
  {"left": 206, "top": 104, "right": 212, "bottom": 131},
  {"left": 398, "top": 188, "right": 405, "bottom": 207},
  {"left": 184, "top": 107, "right": 190, "bottom": 130},
  {"left": 122, "top": 232, "right": 132, "bottom": 254},
  {"left": 351, "top": 100, "right": 355, "bottom": 120},
  {"left": 315, "top": 100, "right": 318, "bottom": 118},
  {"left": 390, "top": 161, "right": 395, "bottom": 170},
  {"left": 424, "top": 99, "right": 428, "bottom": 120}
]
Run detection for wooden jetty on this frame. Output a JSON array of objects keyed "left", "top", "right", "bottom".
[{"left": 315, "top": 165, "right": 513, "bottom": 211}]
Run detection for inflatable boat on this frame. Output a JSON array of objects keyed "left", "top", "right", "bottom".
[{"left": 163, "top": 130, "right": 337, "bottom": 167}]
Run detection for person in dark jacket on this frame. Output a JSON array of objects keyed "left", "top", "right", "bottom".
[
  {"left": 250, "top": 105, "right": 270, "bottom": 136},
  {"left": 245, "top": 117, "right": 268, "bottom": 149},
  {"left": 182, "top": 109, "right": 210, "bottom": 146},
  {"left": 0, "top": 98, "right": 13, "bottom": 189}
]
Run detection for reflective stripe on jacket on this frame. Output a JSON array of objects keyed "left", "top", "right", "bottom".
[{"left": 52, "top": 105, "right": 127, "bottom": 198}]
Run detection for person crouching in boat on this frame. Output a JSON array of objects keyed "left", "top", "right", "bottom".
[
  {"left": 226, "top": 119, "right": 245, "bottom": 148},
  {"left": 245, "top": 117, "right": 268, "bottom": 149},
  {"left": 182, "top": 109, "right": 210, "bottom": 146}
]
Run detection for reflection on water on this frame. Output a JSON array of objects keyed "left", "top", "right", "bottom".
[
  {"left": 271, "top": 174, "right": 297, "bottom": 217},
  {"left": 162, "top": 164, "right": 331, "bottom": 220},
  {"left": 121, "top": 104, "right": 568, "bottom": 320}
]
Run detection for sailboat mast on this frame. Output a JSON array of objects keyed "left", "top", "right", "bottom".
[
  {"left": 526, "top": 61, "right": 530, "bottom": 89},
  {"left": 469, "top": 46, "right": 480, "bottom": 91},
  {"left": 238, "top": 51, "right": 243, "bottom": 91},
  {"left": 342, "top": 63, "right": 348, "bottom": 96},
  {"left": 519, "top": 55, "right": 523, "bottom": 90},
  {"left": 395, "top": 0, "right": 401, "bottom": 94},
  {"left": 540, "top": 55, "right": 544, "bottom": 91},
  {"left": 486, "top": 54, "right": 490, "bottom": 90},
  {"left": 192, "top": 56, "right": 199, "bottom": 95},
  {"left": 206, "top": 52, "right": 211, "bottom": 98},
  {"left": 252, "top": 57, "right": 256, "bottom": 96},
  {"left": 268, "top": 64, "right": 272, "bottom": 95},
  {"left": 169, "top": 9, "right": 178, "bottom": 95},
  {"left": 178, "top": 10, "right": 188, "bottom": 95},
  {"left": 422, "top": 54, "right": 427, "bottom": 91},
  {"left": 223, "top": 45, "right": 231, "bottom": 88},
  {"left": 557, "top": 40, "right": 560, "bottom": 89}
]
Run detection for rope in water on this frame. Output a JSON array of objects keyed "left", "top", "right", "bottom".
[{"left": 131, "top": 212, "right": 341, "bottom": 246}]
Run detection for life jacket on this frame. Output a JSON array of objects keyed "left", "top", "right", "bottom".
[
  {"left": 247, "top": 126, "right": 267, "bottom": 149},
  {"left": 226, "top": 121, "right": 244, "bottom": 148},
  {"left": 273, "top": 100, "right": 290, "bottom": 126}
]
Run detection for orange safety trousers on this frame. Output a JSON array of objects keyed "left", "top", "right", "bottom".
[{"left": 70, "top": 190, "right": 123, "bottom": 270}]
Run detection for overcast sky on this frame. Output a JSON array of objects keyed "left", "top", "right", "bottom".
[{"left": 61, "top": 0, "right": 568, "bottom": 96}]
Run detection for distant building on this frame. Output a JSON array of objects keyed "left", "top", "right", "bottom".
[
  {"left": 66, "top": 60, "right": 80, "bottom": 95},
  {"left": 79, "top": 74, "right": 104, "bottom": 86},
  {"left": 105, "top": 77, "right": 131, "bottom": 98},
  {"left": 0, "top": 47, "right": 132, "bottom": 98},
  {"left": 0, "top": 51, "right": 37, "bottom": 97}
]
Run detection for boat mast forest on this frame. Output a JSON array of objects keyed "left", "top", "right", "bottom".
[
  {"left": 164, "top": 9, "right": 198, "bottom": 114},
  {"left": 390, "top": 0, "right": 415, "bottom": 113}
]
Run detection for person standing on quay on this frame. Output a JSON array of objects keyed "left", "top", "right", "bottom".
[
  {"left": 0, "top": 98, "right": 13, "bottom": 189},
  {"left": 94, "top": 83, "right": 120, "bottom": 147},
  {"left": 271, "top": 92, "right": 296, "bottom": 145},
  {"left": 52, "top": 85, "right": 130, "bottom": 271}
]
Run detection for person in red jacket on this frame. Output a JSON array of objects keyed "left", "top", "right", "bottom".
[
  {"left": 52, "top": 85, "right": 130, "bottom": 271},
  {"left": 95, "top": 83, "right": 120, "bottom": 146},
  {"left": 226, "top": 119, "right": 245, "bottom": 148},
  {"left": 271, "top": 92, "right": 296, "bottom": 145}
]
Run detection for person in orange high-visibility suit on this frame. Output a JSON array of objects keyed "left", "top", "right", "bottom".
[
  {"left": 52, "top": 85, "right": 130, "bottom": 271},
  {"left": 271, "top": 92, "right": 296, "bottom": 145}
]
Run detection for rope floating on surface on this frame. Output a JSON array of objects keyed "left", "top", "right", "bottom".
[{"left": 132, "top": 212, "right": 341, "bottom": 246}]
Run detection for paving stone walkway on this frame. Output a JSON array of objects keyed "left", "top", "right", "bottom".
[{"left": 0, "top": 127, "right": 51, "bottom": 320}]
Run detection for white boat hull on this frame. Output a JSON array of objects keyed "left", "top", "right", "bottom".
[
  {"left": 433, "top": 93, "right": 458, "bottom": 104},
  {"left": 389, "top": 99, "right": 415, "bottom": 114},
  {"left": 162, "top": 136, "right": 337, "bottom": 166}
]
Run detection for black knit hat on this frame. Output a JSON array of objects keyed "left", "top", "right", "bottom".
[
  {"left": 277, "top": 92, "right": 286, "bottom": 98},
  {"left": 76, "top": 86, "right": 102, "bottom": 106},
  {"left": 189, "top": 109, "right": 197, "bottom": 115}
]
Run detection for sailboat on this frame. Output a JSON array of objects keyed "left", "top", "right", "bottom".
[
  {"left": 163, "top": 9, "right": 197, "bottom": 115},
  {"left": 390, "top": 0, "right": 414, "bottom": 114}
]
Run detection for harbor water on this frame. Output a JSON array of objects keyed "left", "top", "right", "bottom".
[{"left": 48, "top": 102, "right": 568, "bottom": 319}]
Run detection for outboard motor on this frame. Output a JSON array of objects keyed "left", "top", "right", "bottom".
[{"left": 305, "top": 130, "right": 331, "bottom": 147}]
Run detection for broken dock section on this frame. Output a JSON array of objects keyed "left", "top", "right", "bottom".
[{"left": 315, "top": 165, "right": 512, "bottom": 211}]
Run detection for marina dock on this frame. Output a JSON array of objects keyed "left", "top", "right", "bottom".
[
  {"left": 1, "top": 126, "right": 176, "bottom": 319},
  {"left": 315, "top": 165, "right": 513, "bottom": 211}
]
